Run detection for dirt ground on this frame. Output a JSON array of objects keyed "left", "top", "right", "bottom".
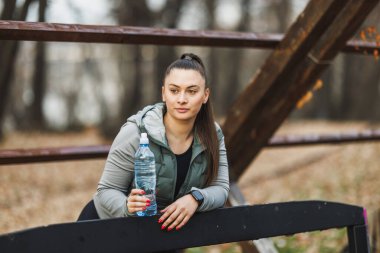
[{"left": 0, "top": 121, "right": 379, "bottom": 252}]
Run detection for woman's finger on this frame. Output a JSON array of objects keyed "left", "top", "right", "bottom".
[
  {"left": 160, "top": 206, "right": 168, "bottom": 213},
  {"left": 128, "top": 204, "right": 147, "bottom": 210},
  {"left": 175, "top": 215, "right": 190, "bottom": 230},
  {"left": 159, "top": 205, "right": 177, "bottom": 228},
  {"left": 128, "top": 206, "right": 147, "bottom": 213},
  {"left": 127, "top": 190, "right": 151, "bottom": 213},
  {"left": 130, "top": 189, "right": 145, "bottom": 195},
  {"left": 128, "top": 200, "right": 149, "bottom": 208},
  {"left": 129, "top": 195, "right": 151, "bottom": 203},
  {"left": 162, "top": 209, "right": 181, "bottom": 230},
  {"left": 127, "top": 203, "right": 148, "bottom": 213},
  {"left": 167, "top": 212, "right": 186, "bottom": 231}
]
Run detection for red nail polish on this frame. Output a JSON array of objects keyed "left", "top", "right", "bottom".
[
  {"left": 158, "top": 219, "right": 163, "bottom": 223},
  {"left": 143, "top": 207, "right": 147, "bottom": 211},
  {"left": 161, "top": 225, "right": 166, "bottom": 230},
  {"left": 146, "top": 203, "right": 150, "bottom": 207},
  {"left": 176, "top": 227, "right": 181, "bottom": 231},
  {"left": 167, "top": 227, "right": 173, "bottom": 231},
  {"left": 146, "top": 199, "right": 151, "bottom": 203}
]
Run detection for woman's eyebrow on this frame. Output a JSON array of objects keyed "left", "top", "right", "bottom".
[
  {"left": 168, "top": 84, "right": 200, "bottom": 88},
  {"left": 187, "top": 85, "right": 200, "bottom": 89}
]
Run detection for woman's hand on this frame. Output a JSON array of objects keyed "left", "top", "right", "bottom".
[
  {"left": 126, "top": 189, "right": 151, "bottom": 214},
  {"left": 158, "top": 194, "right": 199, "bottom": 231}
]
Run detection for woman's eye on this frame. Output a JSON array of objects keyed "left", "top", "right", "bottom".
[
  {"left": 188, "top": 90, "right": 197, "bottom": 94},
  {"left": 170, "top": 89, "right": 179, "bottom": 94}
]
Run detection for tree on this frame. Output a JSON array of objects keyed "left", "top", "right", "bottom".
[
  {"left": 98, "top": 1, "right": 153, "bottom": 137},
  {"left": 100, "top": 0, "right": 187, "bottom": 137},
  {"left": 0, "top": 0, "right": 35, "bottom": 139},
  {"left": 153, "top": 0, "right": 186, "bottom": 102},
  {"left": 29, "top": 0, "right": 48, "bottom": 129}
]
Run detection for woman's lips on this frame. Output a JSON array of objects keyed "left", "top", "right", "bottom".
[{"left": 175, "top": 108, "right": 189, "bottom": 113}]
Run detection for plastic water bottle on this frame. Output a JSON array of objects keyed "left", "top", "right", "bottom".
[{"left": 134, "top": 133, "right": 157, "bottom": 216}]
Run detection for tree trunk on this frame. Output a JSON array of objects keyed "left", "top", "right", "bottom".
[
  {"left": 119, "top": 1, "right": 150, "bottom": 121},
  {"left": 221, "top": 0, "right": 252, "bottom": 115},
  {"left": 0, "top": 0, "right": 34, "bottom": 139},
  {"left": 100, "top": 0, "right": 152, "bottom": 137},
  {"left": 205, "top": 0, "right": 219, "bottom": 115},
  {"left": 153, "top": 0, "right": 185, "bottom": 102},
  {"left": 276, "top": 0, "right": 291, "bottom": 33},
  {"left": 29, "top": 0, "right": 48, "bottom": 129},
  {"left": 0, "top": 0, "right": 17, "bottom": 19}
]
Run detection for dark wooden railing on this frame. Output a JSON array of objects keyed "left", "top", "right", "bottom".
[{"left": 0, "top": 201, "right": 370, "bottom": 253}]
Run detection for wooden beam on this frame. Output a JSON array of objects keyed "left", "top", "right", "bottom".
[
  {"left": 0, "top": 201, "right": 367, "bottom": 253},
  {"left": 0, "top": 21, "right": 378, "bottom": 54},
  {"left": 268, "top": 129, "right": 380, "bottom": 147},
  {"left": 0, "top": 20, "right": 281, "bottom": 48},
  {"left": 0, "top": 145, "right": 110, "bottom": 165},
  {"left": 1, "top": 129, "right": 380, "bottom": 165},
  {"left": 223, "top": 0, "right": 380, "bottom": 180}
]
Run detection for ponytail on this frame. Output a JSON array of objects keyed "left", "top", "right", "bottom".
[{"left": 164, "top": 53, "right": 219, "bottom": 186}]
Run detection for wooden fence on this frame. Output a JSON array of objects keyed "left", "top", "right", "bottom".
[
  {"left": 1, "top": 129, "right": 380, "bottom": 165},
  {"left": 1, "top": 0, "right": 379, "bottom": 252},
  {"left": 0, "top": 201, "right": 370, "bottom": 253}
]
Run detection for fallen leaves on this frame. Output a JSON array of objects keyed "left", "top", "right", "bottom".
[
  {"left": 355, "top": 25, "right": 380, "bottom": 61},
  {"left": 296, "top": 79, "right": 323, "bottom": 109}
]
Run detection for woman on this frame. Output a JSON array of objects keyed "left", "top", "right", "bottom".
[{"left": 79, "top": 53, "right": 229, "bottom": 233}]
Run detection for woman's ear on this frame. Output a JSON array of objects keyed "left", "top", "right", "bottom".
[
  {"left": 162, "top": 86, "right": 166, "bottom": 102},
  {"left": 203, "top": 88, "right": 210, "bottom": 104}
]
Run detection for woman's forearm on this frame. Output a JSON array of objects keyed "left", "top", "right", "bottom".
[{"left": 93, "top": 187, "right": 130, "bottom": 218}]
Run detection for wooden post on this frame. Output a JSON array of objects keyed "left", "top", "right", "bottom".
[
  {"left": 371, "top": 209, "right": 380, "bottom": 253},
  {"left": 348, "top": 225, "right": 371, "bottom": 253},
  {"left": 222, "top": 0, "right": 380, "bottom": 180}
]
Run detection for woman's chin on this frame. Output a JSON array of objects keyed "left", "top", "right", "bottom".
[{"left": 172, "top": 113, "right": 196, "bottom": 122}]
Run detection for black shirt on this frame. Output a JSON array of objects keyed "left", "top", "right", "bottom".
[{"left": 174, "top": 143, "right": 192, "bottom": 197}]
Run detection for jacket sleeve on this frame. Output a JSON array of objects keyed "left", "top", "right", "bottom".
[
  {"left": 191, "top": 124, "right": 230, "bottom": 212},
  {"left": 93, "top": 123, "right": 140, "bottom": 218}
]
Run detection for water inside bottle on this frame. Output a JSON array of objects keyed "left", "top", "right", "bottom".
[{"left": 135, "top": 156, "right": 157, "bottom": 216}]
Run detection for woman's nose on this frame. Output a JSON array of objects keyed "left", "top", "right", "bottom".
[{"left": 177, "top": 92, "right": 187, "bottom": 103}]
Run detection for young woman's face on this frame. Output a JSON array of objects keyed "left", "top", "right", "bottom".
[{"left": 162, "top": 68, "right": 209, "bottom": 123}]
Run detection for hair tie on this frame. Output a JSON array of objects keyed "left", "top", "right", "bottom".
[{"left": 183, "top": 55, "right": 192, "bottom": 61}]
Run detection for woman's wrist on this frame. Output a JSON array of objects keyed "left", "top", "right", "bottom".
[
  {"left": 187, "top": 194, "right": 199, "bottom": 207},
  {"left": 189, "top": 191, "right": 203, "bottom": 209},
  {"left": 190, "top": 190, "right": 204, "bottom": 206}
]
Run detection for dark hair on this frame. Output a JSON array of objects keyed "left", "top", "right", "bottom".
[{"left": 164, "top": 53, "right": 219, "bottom": 186}]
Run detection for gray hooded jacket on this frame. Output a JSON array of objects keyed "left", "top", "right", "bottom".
[{"left": 93, "top": 103, "right": 229, "bottom": 218}]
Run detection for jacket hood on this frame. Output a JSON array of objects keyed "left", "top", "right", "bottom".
[
  {"left": 126, "top": 102, "right": 206, "bottom": 151},
  {"left": 126, "top": 102, "right": 168, "bottom": 147}
]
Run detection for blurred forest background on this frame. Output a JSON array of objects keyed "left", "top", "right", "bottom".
[
  {"left": 1, "top": 1, "right": 380, "bottom": 252},
  {"left": 0, "top": 0, "right": 379, "bottom": 139}
]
